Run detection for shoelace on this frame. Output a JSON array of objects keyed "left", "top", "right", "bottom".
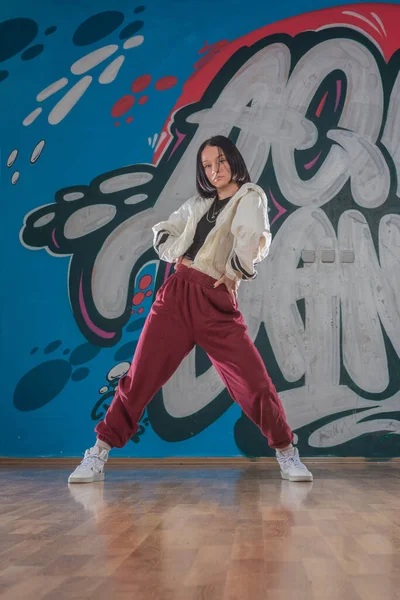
[
  {"left": 278, "top": 452, "right": 306, "bottom": 471},
  {"left": 80, "top": 451, "right": 107, "bottom": 469}
]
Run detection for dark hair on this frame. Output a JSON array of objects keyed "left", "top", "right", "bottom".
[{"left": 196, "top": 135, "right": 251, "bottom": 198}]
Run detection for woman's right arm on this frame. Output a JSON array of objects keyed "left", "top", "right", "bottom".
[{"left": 152, "top": 198, "right": 192, "bottom": 262}]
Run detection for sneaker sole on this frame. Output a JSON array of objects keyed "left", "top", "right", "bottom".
[
  {"left": 68, "top": 473, "right": 105, "bottom": 484},
  {"left": 281, "top": 471, "right": 313, "bottom": 482}
]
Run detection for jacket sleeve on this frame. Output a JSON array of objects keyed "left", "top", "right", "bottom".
[
  {"left": 225, "top": 191, "right": 272, "bottom": 281},
  {"left": 152, "top": 198, "right": 192, "bottom": 262}
]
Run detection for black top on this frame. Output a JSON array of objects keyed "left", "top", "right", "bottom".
[{"left": 184, "top": 196, "right": 232, "bottom": 261}]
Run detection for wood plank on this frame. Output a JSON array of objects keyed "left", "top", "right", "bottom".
[{"left": 0, "top": 462, "right": 399, "bottom": 600}]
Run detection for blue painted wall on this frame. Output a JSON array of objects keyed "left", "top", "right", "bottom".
[{"left": 1, "top": 0, "right": 400, "bottom": 457}]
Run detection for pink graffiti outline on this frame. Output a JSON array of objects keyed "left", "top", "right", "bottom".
[
  {"left": 79, "top": 274, "right": 116, "bottom": 339},
  {"left": 334, "top": 79, "right": 342, "bottom": 112},
  {"left": 168, "top": 130, "right": 186, "bottom": 160},
  {"left": 315, "top": 91, "right": 328, "bottom": 117},
  {"left": 269, "top": 189, "right": 287, "bottom": 225},
  {"left": 51, "top": 229, "right": 60, "bottom": 248},
  {"left": 304, "top": 152, "right": 322, "bottom": 170}
]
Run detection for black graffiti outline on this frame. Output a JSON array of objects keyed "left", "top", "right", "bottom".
[{"left": 21, "top": 26, "right": 400, "bottom": 448}]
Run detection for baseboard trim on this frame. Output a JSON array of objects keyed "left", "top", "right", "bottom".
[{"left": 0, "top": 456, "right": 399, "bottom": 467}]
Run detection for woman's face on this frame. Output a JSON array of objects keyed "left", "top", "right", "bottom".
[{"left": 201, "top": 145, "right": 232, "bottom": 190}]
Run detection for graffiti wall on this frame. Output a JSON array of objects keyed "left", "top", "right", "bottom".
[{"left": 1, "top": 0, "right": 400, "bottom": 457}]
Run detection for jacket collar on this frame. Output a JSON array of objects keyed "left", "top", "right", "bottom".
[
  {"left": 192, "top": 182, "right": 266, "bottom": 226},
  {"left": 215, "top": 182, "right": 266, "bottom": 225},
  {"left": 231, "top": 182, "right": 266, "bottom": 202}
]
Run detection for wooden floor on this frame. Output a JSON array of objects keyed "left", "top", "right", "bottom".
[{"left": 0, "top": 462, "right": 400, "bottom": 600}]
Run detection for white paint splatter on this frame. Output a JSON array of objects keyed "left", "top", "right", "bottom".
[
  {"left": 123, "top": 35, "right": 144, "bottom": 50},
  {"left": 48, "top": 76, "right": 92, "bottom": 125},
  {"left": 23, "top": 107, "right": 42, "bottom": 127},
  {"left": 7, "top": 149, "right": 18, "bottom": 168},
  {"left": 63, "top": 192, "right": 84, "bottom": 201},
  {"left": 37, "top": 78, "right": 69, "bottom": 102},
  {"left": 99, "top": 172, "right": 153, "bottom": 193},
  {"left": 155, "top": 131, "right": 167, "bottom": 152},
  {"left": 98, "top": 55, "right": 125, "bottom": 84},
  {"left": 342, "top": 10, "right": 384, "bottom": 36},
  {"left": 71, "top": 45, "right": 118, "bottom": 75},
  {"left": 148, "top": 133, "right": 159, "bottom": 148},
  {"left": 370, "top": 12, "right": 387, "bottom": 37},
  {"left": 107, "top": 362, "right": 130, "bottom": 382},
  {"left": 124, "top": 193, "right": 148, "bottom": 205},
  {"left": 30, "top": 140, "right": 45, "bottom": 164},
  {"left": 34, "top": 213, "right": 55, "bottom": 227}
]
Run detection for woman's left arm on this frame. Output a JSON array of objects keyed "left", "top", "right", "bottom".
[{"left": 225, "top": 190, "right": 272, "bottom": 282}]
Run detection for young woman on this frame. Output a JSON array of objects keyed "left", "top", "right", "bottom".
[{"left": 69, "top": 136, "right": 313, "bottom": 484}]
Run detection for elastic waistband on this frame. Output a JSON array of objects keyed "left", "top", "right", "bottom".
[{"left": 174, "top": 264, "right": 217, "bottom": 288}]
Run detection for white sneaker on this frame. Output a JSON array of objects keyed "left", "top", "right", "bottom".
[
  {"left": 276, "top": 447, "right": 313, "bottom": 482},
  {"left": 68, "top": 447, "right": 108, "bottom": 484}
]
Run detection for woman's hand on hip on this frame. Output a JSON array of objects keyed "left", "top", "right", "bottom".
[
  {"left": 213, "top": 274, "right": 239, "bottom": 301},
  {"left": 174, "top": 256, "right": 183, "bottom": 270}
]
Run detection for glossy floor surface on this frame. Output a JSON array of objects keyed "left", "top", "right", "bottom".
[{"left": 0, "top": 462, "right": 399, "bottom": 599}]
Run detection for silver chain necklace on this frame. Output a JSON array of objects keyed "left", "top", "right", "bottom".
[{"left": 206, "top": 196, "right": 229, "bottom": 224}]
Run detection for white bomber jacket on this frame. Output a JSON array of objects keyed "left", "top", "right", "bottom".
[{"left": 152, "top": 182, "right": 272, "bottom": 284}]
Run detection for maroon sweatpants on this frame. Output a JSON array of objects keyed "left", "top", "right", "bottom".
[{"left": 95, "top": 264, "right": 293, "bottom": 450}]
